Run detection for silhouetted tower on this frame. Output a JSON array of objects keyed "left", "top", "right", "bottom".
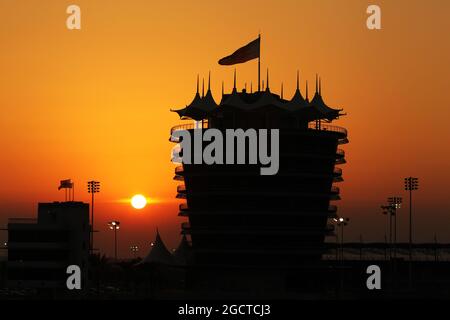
[{"left": 170, "top": 72, "right": 348, "bottom": 288}]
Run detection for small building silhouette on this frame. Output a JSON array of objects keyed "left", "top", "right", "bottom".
[{"left": 6, "top": 202, "right": 90, "bottom": 292}]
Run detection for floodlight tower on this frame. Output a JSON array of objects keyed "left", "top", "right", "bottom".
[
  {"left": 87, "top": 181, "right": 100, "bottom": 253},
  {"left": 388, "top": 196, "right": 402, "bottom": 258},
  {"left": 404, "top": 176, "right": 419, "bottom": 289},
  {"left": 108, "top": 221, "right": 120, "bottom": 260}
]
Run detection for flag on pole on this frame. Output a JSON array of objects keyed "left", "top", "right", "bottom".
[
  {"left": 58, "top": 179, "right": 73, "bottom": 190},
  {"left": 218, "top": 36, "right": 260, "bottom": 65}
]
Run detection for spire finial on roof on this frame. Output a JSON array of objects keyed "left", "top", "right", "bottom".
[
  {"left": 266, "top": 69, "right": 270, "bottom": 91},
  {"left": 319, "top": 77, "right": 322, "bottom": 96},
  {"left": 296, "top": 70, "right": 300, "bottom": 91},
  {"left": 306, "top": 80, "right": 309, "bottom": 101},
  {"left": 196, "top": 75, "right": 199, "bottom": 94},
  {"left": 250, "top": 82, "right": 253, "bottom": 93},
  {"left": 233, "top": 68, "right": 237, "bottom": 91},
  {"left": 202, "top": 78, "right": 205, "bottom": 97},
  {"left": 281, "top": 82, "right": 284, "bottom": 99},
  {"left": 262, "top": 80, "right": 265, "bottom": 91},
  {"left": 315, "top": 74, "right": 318, "bottom": 94},
  {"left": 208, "top": 71, "right": 211, "bottom": 91}
]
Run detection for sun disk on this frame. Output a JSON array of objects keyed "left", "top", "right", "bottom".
[{"left": 131, "top": 194, "right": 147, "bottom": 209}]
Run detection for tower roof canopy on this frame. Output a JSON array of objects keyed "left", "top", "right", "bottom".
[
  {"left": 171, "top": 74, "right": 344, "bottom": 122},
  {"left": 309, "top": 92, "right": 342, "bottom": 121},
  {"left": 171, "top": 90, "right": 218, "bottom": 120},
  {"left": 250, "top": 88, "right": 285, "bottom": 109},
  {"left": 171, "top": 76, "right": 218, "bottom": 120},
  {"left": 280, "top": 88, "right": 309, "bottom": 111},
  {"left": 221, "top": 90, "right": 245, "bottom": 107}
]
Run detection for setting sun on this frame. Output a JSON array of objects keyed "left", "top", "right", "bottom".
[{"left": 131, "top": 194, "right": 147, "bottom": 209}]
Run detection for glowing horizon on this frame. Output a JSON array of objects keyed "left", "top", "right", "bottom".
[{"left": 1, "top": 0, "right": 450, "bottom": 258}]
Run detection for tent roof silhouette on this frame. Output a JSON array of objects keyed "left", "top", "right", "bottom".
[
  {"left": 171, "top": 76, "right": 344, "bottom": 121},
  {"left": 281, "top": 72, "right": 309, "bottom": 111},
  {"left": 139, "top": 229, "right": 175, "bottom": 265},
  {"left": 305, "top": 76, "right": 343, "bottom": 120},
  {"left": 172, "top": 234, "right": 191, "bottom": 265},
  {"left": 171, "top": 76, "right": 218, "bottom": 120}
]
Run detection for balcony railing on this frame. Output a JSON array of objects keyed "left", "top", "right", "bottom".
[
  {"left": 333, "top": 167, "right": 342, "bottom": 176},
  {"left": 307, "top": 122, "right": 347, "bottom": 136},
  {"left": 8, "top": 218, "right": 37, "bottom": 224},
  {"left": 177, "top": 184, "right": 186, "bottom": 193},
  {"left": 331, "top": 186, "right": 340, "bottom": 194},
  {"left": 173, "top": 174, "right": 184, "bottom": 181},
  {"left": 336, "top": 149, "right": 345, "bottom": 157},
  {"left": 181, "top": 222, "right": 191, "bottom": 230},
  {"left": 183, "top": 223, "right": 337, "bottom": 235},
  {"left": 170, "top": 121, "right": 347, "bottom": 137},
  {"left": 175, "top": 166, "right": 184, "bottom": 175},
  {"left": 170, "top": 120, "right": 209, "bottom": 136},
  {"left": 328, "top": 204, "right": 338, "bottom": 212},
  {"left": 179, "top": 203, "right": 188, "bottom": 211}
]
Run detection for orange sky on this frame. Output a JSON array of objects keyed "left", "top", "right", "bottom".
[{"left": 1, "top": 0, "right": 449, "bottom": 258}]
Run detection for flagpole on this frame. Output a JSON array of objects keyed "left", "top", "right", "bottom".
[{"left": 258, "top": 33, "right": 261, "bottom": 92}]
